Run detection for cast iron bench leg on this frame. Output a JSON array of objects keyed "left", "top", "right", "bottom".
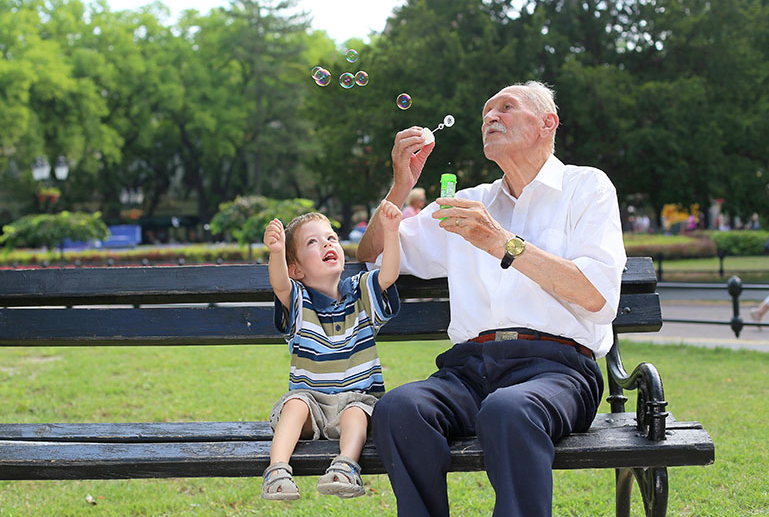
[{"left": 615, "top": 466, "right": 669, "bottom": 517}]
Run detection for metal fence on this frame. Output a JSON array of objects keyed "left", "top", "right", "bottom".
[{"left": 658, "top": 277, "right": 769, "bottom": 337}]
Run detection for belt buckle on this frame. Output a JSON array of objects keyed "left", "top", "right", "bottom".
[{"left": 495, "top": 331, "right": 518, "bottom": 341}]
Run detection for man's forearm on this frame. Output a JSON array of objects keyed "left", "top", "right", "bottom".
[
  {"left": 357, "top": 184, "right": 411, "bottom": 262},
  {"left": 513, "top": 244, "right": 606, "bottom": 312}
]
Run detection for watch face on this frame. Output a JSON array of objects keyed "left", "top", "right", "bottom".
[{"left": 505, "top": 237, "right": 525, "bottom": 256}]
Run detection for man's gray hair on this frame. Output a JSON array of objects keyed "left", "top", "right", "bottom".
[{"left": 510, "top": 81, "right": 558, "bottom": 116}]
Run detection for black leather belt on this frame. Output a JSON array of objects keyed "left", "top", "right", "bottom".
[{"left": 468, "top": 328, "right": 595, "bottom": 360}]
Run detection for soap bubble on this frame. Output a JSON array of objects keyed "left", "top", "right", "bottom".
[
  {"left": 354, "top": 71, "right": 369, "bottom": 86},
  {"left": 396, "top": 93, "right": 412, "bottom": 110},
  {"left": 339, "top": 72, "right": 355, "bottom": 89},
  {"left": 443, "top": 115, "right": 455, "bottom": 127},
  {"left": 312, "top": 67, "right": 326, "bottom": 80},
  {"left": 345, "top": 49, "right": 359, "bottom": 63},
  {"left": 313, "top": 68, "right": 331, "bottom": 87}
]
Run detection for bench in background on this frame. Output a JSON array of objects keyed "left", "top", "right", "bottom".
[{"left": 0, "top": 257, "right": 714, "bottom": 515}]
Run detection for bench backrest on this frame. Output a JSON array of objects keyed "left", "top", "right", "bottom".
[{"left": 0, "top": 257, "right": 660, "bottom": 346}]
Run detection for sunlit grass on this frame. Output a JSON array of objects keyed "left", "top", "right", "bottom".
[{"left": 1, "top": 341, "right": 767, "bottom": 516}]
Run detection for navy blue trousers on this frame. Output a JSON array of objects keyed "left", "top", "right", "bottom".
[{"left": 371, "top": 339, "right": 603, "bottom": 517}]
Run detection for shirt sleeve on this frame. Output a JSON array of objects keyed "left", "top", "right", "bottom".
[
  {"left": 273, "top": 278, "right": 303, "bottom": 349},
  {"left": 358, "top": 270, "right": 401, "bottom": 332},
  {"left": 566, "top": 174, "right": 627, "bottom": 324},
  {"left": 372, "top": 200, "right": 452, "bottom": 279}
]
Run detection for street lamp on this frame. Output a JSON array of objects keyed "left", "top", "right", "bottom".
[
  {"left": 31, "top": 157, "right": 51, "bottom": 182},
  {"left": 120, "top": 187, "right": 144, "bottom": 221},
  {"left": 31, "top": 155, "right": 68, "bottom": 212},
  {"left": 54, "top": 156, "right": 69, "bottom": 181}
]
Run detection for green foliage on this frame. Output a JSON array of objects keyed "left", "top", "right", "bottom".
[
  {"left": 209, "top": 196, "right": 326, "bottom": 246},
  {"left": 2, "top": 0, "right": 769, "bottom": 233},
  {"left": 710, "top": 230, "right": 769, "bottom": 256},
  {"left": 0, "top": 212, "right": 109, "bottom": 251}
]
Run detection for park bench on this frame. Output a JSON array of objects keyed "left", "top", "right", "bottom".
[{"left": 0, "top": 256, "right": 714, "bottom": 515}]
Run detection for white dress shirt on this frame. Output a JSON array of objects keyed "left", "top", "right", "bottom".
[{"left": 377, "top": 155, "right": 626, "bottom": 358}]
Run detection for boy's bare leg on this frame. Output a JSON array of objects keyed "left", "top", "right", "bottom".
[
  {"left": 270, "top": 398, "right": 313, "bottom": 464},
  {"left": 339, "top": 406, "right": 369, "bottom": 461}
]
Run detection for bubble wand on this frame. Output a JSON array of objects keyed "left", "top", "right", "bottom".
[{"left": 420, "top": 114, "right": 455, "bottom": 148}]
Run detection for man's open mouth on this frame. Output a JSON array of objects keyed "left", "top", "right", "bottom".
[{"left": 484, "top": 123, "right": 507, "bottom": 142}]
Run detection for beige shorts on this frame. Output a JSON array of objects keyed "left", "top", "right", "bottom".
[{"left": 269, "top": 389, "right": 379, "bottom": 440}]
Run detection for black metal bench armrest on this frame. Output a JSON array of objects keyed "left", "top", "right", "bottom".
[{"left": 605, "top": 332, "right": 669, "bottom": 441}]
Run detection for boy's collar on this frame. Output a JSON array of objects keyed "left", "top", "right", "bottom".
[{"left": 302, "top": 276, "right": 352, "bottom": 308}]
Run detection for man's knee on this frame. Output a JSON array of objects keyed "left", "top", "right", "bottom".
[
  {"left": 373, "top": 383, "right": 420, "bottom": 427},
  {"left": 476, "top": 390, "right": 540, "bottom": 436}
]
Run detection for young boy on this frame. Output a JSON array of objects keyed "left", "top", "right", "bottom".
[{"left": 261, "top": 200, "right": 402, "bottom": 500}]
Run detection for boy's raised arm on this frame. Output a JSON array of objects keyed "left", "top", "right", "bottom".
[
  {"left": 264, "top": 218, "right": 292, "bottom": 307},
  {"left": 376, "top": 200, "right": 402, "bottom": 291}
]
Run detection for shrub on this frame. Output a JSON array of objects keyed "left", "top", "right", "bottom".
[
  {"left": 710, "top": 230, "right": 769, "bottom": 256},
  {"left": 0, "top": 212, "right": 110, "bottom": 254},
  {"left": 624, "top": 234, "right": 717, "bottom": 259}
]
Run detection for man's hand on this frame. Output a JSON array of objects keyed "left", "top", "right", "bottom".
[
  {"left": 434, "top": 197, "right": 511, "bottom": 258},
  {"left": 391, "top": 127, "right": 435, "bottom": 191},
  {"left": 358, "top": 127, "right": 433, "bottom": 263},
  {"left": 379, "top": 199, "right": 402, "bottom": 233},
  {"left": 263, "top": 218, "right": 286, "bottom": 255}
]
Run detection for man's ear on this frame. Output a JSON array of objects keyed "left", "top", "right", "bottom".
[
  {"left": 541, "top": 113, "right": 559, "bottom": 136},
  {"left": 288, "top": 263, "right": 304, "bottom": 280}
]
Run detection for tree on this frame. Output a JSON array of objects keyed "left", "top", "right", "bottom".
[{"left": 209, "top": 194, "right": 321, "bottom": 259}]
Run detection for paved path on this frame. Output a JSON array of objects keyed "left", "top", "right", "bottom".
[{"left": 623, "top": 297, "right": 769, "bottom": 352}]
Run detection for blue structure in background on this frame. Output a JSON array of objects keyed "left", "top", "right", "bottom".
[{"left": 63, "top": 224, "right": 142, "bottom": 250}]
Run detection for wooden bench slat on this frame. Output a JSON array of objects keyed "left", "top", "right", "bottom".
[
  {"left": 0, "top": 413, "right": 687, "bottom": 443},
  {"left": 0, "top": 422, "right": 275, "bottom": 442},
  {"left": 0, "top": 257, "right": 656, "bottom": 307},
  {"left": 0, "top": 292, "right": 661, "bottom": 347},
  {"left": 617, "top": 256, "right": 658, "bottom": 294},
  {"left": 0, "top": 419, "right": 714, "bottom": 480}
]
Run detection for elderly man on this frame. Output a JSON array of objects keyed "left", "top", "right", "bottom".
[{"left": 357, "top": 81, "right": 626, "bottom": 517}]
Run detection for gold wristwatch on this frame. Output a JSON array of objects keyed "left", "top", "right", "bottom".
[{"left": 500, "top": 235, "right": 525, "bottom": 269}]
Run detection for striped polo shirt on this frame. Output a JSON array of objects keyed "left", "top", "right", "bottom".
[{"left": 274, "top": 270, "right": 400, "bottom": 396}]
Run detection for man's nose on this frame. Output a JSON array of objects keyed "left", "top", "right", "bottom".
[
  {"left": 482, "top": 112, "right": 498, "bottom": 130},
  {"left": 483, "top": 108, "right": 498, "bottom": 122}
]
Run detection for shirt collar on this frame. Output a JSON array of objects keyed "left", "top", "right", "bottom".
[
  {"left": 489, "top": 154, "right": 565, "bottom": 206},
  {"left": 531, "top": 154, "right": 565, "bottom": 192},
  {"left": 302, "top": 276, "right": 353, "bottom": 309}
]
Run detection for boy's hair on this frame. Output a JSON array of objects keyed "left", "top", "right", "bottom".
[{"left": 284, "top": 212, "right": 333, "bottom": 266}]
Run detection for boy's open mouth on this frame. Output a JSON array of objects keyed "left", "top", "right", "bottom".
[{"left": 323, "top": 250, "right": 337, "bottom": 262}]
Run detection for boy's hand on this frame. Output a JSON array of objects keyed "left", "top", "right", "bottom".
[
  {"left": 263, "top": 218, "right": 285, "bottom": 255},
  {"left": 379, "top": 199, "right": 402, "bottom": 233}
]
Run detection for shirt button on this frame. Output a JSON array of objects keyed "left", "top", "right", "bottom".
[{"left": 336, "top": 324, "right": 342, "bottom": 331}]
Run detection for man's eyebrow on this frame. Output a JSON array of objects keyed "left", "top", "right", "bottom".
[{"left": 483, "top": 93, "right": 518, "bottom": 112}]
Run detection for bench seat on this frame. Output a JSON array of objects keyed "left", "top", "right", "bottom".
[
  {"left": 0, "top": 413, "right": 713, "bottom": 480},
  {"left": 0, "top": 257, "right": 714, "bottom": 515}
]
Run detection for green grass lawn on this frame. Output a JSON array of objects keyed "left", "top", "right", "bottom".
[{"left": 1, "top": 341, "right": 767, "bottom": 516}]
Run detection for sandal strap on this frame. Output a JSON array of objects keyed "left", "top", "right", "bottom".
[
  {"left": 326, "top": 455, "right": 362, "bottom": 476},
  {"left": 263, "top": 462, "right": 293, "bottom": 481}
]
